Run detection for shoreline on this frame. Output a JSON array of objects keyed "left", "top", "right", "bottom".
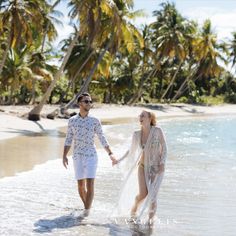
[
  {"left": 1, "top": 103, "right": 236, "bottom": 140},
  {"left": 1, "top": 103, "right": 236, "bottom": 178}
]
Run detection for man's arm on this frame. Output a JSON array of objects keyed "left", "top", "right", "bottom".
[
  {"left": 63, "top": 119, "right": 74, "bottom": 169},
  {"left": 104, "top": 146, "right": 118, "bottom": 165},
  {"left": 63, "top": 146, "right": 71, "bottom": 169},
  {"left": 95, "top": 119, "right": 118, "bottom": 165}
]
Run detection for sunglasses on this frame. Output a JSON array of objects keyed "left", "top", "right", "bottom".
[
  {"left": 81, "top": 100, "right": 93, "bottom": 104},
  {"left": 139, "top": 114, "right": 146, "bottom": 118}
]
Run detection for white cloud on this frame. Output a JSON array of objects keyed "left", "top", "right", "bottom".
[
  {"left": 183, "top": 7, "right": 236, "bottom": 40},
  {"left": 131, "top": 5, "right": 236, "bottom": 42},
  {"left": 131, "top": 16, "right": 156, "bottom": 28}
]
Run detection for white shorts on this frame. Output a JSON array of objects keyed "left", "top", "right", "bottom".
[{"left": 73, "top": 155, "right": 98, "bottom": 180}]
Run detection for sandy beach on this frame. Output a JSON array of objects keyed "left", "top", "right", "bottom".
[{"left": 1, "top": 103, "right": 236, "bottom": 140}]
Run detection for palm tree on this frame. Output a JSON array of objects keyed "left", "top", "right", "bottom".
[
  {"left": 61, "top": 0, "right": 144, "bottom": 110},
  {"left": 173, "top": 20, "right": 226, "bottom": 100},
  {"left": 0, "top": 47, "right": 33, "bottom": 104},
  {"left": 28, "top": 51, "right": 54, "bottom": 104},
  {"left": 28, "top": 0, "right": 114, "bottom": 119},
  {"left": 29, "top": 0, "right": 118, "bottom": 120},
  {"left": 229, "top": 32, "right": 236, "bottom": 71},
  {"left": 57, "top": 37, "right": 95, "bottom": 102},
  {"left": 40, "top": 0, "right": 63, "bottom": 53},
  {"left": 0, "top": 0, "right": 46, "bottom": 75},
  {"left": 28, "top": 28, "right": 80, "bottom": 120},
  {"left": 150, "top": 2, "right": 190, "bottom": 100},
  {"left": 28, "top": 0, "right": 143, "bottom": 120},
  {"left": 127, "top": 25, "right": 155, "bottom": 104}
]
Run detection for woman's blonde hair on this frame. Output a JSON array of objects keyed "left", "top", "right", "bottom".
[{"left": 144, "top": 110, "right": 157, "bottom": 126}]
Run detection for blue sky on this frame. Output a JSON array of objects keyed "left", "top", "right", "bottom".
[{"left": 55, "top": 0, "right": 236, "bottom": 46}]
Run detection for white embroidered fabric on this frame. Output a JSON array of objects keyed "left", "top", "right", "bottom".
[{"left": 112, "top": 126, "right": 167, "bottom": 222}]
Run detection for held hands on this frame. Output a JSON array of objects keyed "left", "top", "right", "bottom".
[
  {"left": 63, "top": 156, "right": 68, "bottom": 169},
  {"left": 109, "top": 154, "right": 118, "bottom": 166}
]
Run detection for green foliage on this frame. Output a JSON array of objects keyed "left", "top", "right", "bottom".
[
  {"left": 225, "top": 93, "right": 236, "bottom": 103},
  {"left": 200, "top": 95, "right": 225, "bottom": 105},
  {"left": 177, "top": 96, "right": 188, "bottom": 103},
  {"left": 0, "top": 0, "right": 236, "bottom": 105}
]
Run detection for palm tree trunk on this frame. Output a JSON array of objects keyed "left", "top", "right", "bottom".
[
  {"left": 28, "top": 29, "right": 80, "bottom": 121},
  {"left": 41, "top": 0, "right": 61, "bottom": 53},
  {"left": 30, "top": 78, "right": 36, "bottom": 105},
  {"left": 61, "top": 36, "right": 113, "bottom": 111},
  {"left": 172, "top": 72, "right": 202, "bottom": 101},
  {"left": 172, "top": 65, "right": 199, "bottom": 101},
  {"left": 58, "top": 50, "right": 94, "bottom": 103},
  {"left": 173, "top": 76, "right": 190, "bottom": 100},
  {"left": 108, "top": 77, "right": 112, "bottom": 103},
  {"left": 0, "top": 32, "right": 11, "bottom": 75},
  {"left": 161, "top": 62, "right": 182, "bottom": 100},
  {"left": 127, "top": 69, "right": 156, "bottom": 105},
  {"left": 41, "top": 24, "right": 49, "bottom": 54},
  {"left": 79, "top": 39, "right": 112, "bottom": 93}
]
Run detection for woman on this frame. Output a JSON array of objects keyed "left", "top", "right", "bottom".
[{"left": 112, "top": 110, "right": 167, "bottom": 224}]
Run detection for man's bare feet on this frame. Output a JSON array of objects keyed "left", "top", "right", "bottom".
[
  {"left": 82, "top": 209, "right": 90, "bottom": 217},
  {"left": 77, "top": 209, "right": 90, "bottom": 218},
  {"left": 127, "top": 215, "right": 138, "bottom": 224}
]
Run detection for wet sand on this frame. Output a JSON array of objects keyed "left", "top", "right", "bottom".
[{"left": 0, "top": 130, "right": 66, "bottom": 178}]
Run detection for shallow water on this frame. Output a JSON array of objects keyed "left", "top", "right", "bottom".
[{"left": 1, "top": 115, "right": 236, "bottom": 235}]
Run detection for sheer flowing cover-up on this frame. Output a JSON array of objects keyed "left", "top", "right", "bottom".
[{"left": 111, "top": 126, "right": 167, "bottom": 222}]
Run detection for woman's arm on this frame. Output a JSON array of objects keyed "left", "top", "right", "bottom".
[
  {"left": 117, "top": 150, "right": 129, "bottom": 163},
  {"left": 158, "top": 127, "right": 167, "bottom": 169},
  {"left": 114, "top": 131, "right": 137, "bottom": 165}
]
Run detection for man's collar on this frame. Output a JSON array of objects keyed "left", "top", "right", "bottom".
[{"left": 78, "top": 112, "right": 89, "bottom": 118}]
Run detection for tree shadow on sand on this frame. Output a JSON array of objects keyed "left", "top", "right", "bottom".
[
  {"left": 3, "top": 127, "right": 66, "bottom": 138},
  {"left": 33, "top": 214, "right": 154, "bottom": 236}
]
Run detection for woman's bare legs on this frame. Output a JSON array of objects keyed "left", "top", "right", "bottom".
[
  {"left": 148, "top": 202, "right": 157, "bottom": 225},
  {"left": 148, "top": 172, "right": 164, "bottom": 224},
  {"left": 130, "top": 165, "right": 148, "bottom": 217}
]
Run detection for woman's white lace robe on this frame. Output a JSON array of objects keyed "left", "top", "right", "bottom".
[{"left": 112, "top": 126, "right": 167, "bottom": 221}]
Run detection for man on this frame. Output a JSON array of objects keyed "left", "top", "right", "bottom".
[{"left": 63, "top": 92, "right": 116, "bottom": 217}]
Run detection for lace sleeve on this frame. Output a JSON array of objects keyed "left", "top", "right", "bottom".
[{"left": 158, "top": 127, "right": 167, "bottom": 165}]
